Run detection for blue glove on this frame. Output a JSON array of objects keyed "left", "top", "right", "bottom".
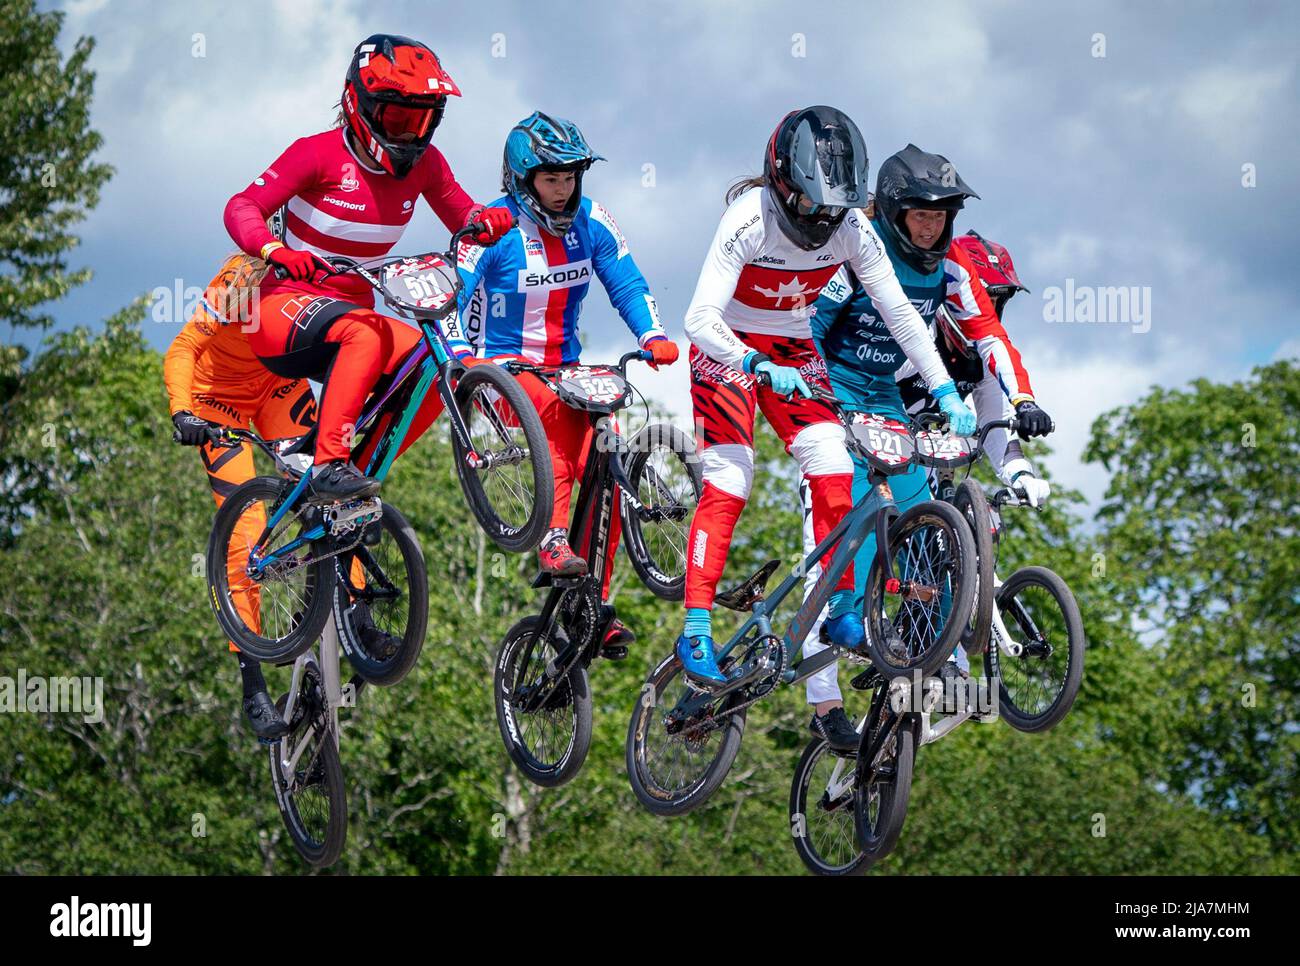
[
  {"left": 932, "top": 381, "right": 977, "bottom": 436},
  {"left": 753, "top": 360, "right": 812, "bottom": 398}
]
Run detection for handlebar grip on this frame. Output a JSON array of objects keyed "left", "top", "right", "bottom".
[
  {"left": 272, "top": 265, "right": 287, "bottom": 280},
  {"left": 754, "top": 370, "right": 773, "bottom": 388}
]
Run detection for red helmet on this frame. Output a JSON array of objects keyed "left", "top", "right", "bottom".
[
  {"left": 954, "top": 230, "right": 1028, "bottom": 315},
  {"left": 342, "top": 34, "right": 461, "bottom": 179}
]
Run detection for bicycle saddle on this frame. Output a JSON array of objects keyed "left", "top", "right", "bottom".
[
  {"left": 277, "top": 426, "right": 318, "bottom": 458},
  {"left": 714, "top": 559, "right": 781, "bottom": 612}
]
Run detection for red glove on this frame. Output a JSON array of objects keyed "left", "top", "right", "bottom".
[
  {"left": 645, "top": 336, "right": 679, "bottom": 370},
  {"left": 470, "top": 206, "right": 516, "bottom": 245},
  {"left": 267, "top": 246, "right": 327, "bottom": 282}
]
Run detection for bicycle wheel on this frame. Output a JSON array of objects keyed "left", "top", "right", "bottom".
[
  {"left": 451, "top": 364, "right": 553, "bottom": 553},
  {"left": 853, "top": 708, "right": 918, "bottom": 861},
  {"left": 333, "top": 502, "right": 428, "bottom": 687},
  {"left": 985, "top": 566, "right": 1085, "bottom": 732},
  {"left": 269, "top": 663, "right": 347, "bottom": 868},
  {"left": 790, "top": 738, "right": 872, "bottom": 876},
  {"left": 952, "top": 479, "right": 995, "bottom": 656},
  {"left": 207, "top": 477, "right": 333, "bottom": 663},
  {"left": 626, "top": 652, "right": 746, "bottom": 816},
  {"left": 621, "top": 423, "right": 702, "bottom": 600},
  {"left": 494, "top": 615, "right": 592, "bottom": 787},
  {"left": 862, "top": 500, "right": 976, "bottom": 679}
]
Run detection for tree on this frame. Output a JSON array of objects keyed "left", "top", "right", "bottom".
[
  {"left": 0, "top": 0, "right": 114, "bottom": 335},
  {"left": 1085, "top": 361, "right": 1300, "bottom": 854}
]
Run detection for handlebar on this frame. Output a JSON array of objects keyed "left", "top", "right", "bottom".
[{"left": 268, "top": 218, "right": 505, "bottom": 285}]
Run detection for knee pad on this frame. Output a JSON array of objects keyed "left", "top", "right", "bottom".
[
  {"left": 699, "top": 443, "right": 754, "bottom": 499},
  {"left": 789, "top": 421, "right": 851, "bottom": 478}
]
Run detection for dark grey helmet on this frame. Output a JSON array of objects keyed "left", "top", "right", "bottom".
[
  {"left": 763, "top": 105, "right": 869, "bottom": 251},
  {"left": 874, "top": 143, "right": 980, "bottom": 273}
]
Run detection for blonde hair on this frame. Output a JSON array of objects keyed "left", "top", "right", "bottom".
[{"left": 208, "top": 253, "right": 270, "bottom": 327}]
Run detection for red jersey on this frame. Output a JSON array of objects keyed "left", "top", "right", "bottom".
[{"left": 223, "top": 128, "right": 478, "bottom": 306}]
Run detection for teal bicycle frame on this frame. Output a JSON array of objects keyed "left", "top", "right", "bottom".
[{"left": 246, "top": 226, "right": 483, "bottom": 574}]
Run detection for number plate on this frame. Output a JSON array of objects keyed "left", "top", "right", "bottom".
[
  {"left": 914, "top": 429, "right": 977, "bottom": 468},
  {"left": 382, "top": 254, "right": 458, "bottom": 314},
  {"left": 848, "top": 413, "right": 916, "bottom": 473},
  {"left": 555, "top": 366, "right": 630, "bottom": 412}
]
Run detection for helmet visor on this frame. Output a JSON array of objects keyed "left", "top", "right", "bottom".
[{"left": 375, "top": 101, "right": 441, "bottom": 141}]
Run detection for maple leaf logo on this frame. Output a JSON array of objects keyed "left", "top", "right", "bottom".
[{"left": 752, "top": 275, "right": 815, "bottom": 307}]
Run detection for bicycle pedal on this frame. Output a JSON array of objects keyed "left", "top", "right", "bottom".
[
  {"left": 850, "top": 667, "right": 882, "bottom": 692},
  {"left": 599, "top": 644, "right": 629, "bottom": 661}
]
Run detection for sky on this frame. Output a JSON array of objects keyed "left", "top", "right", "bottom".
[{"left": 34, "top": 0, "right": 1300, "bottom": 509}]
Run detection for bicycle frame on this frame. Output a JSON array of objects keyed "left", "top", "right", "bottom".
[
  {"left": 240, "top": 226, "right": 489, "bottom": 568},
  {"left": 669, "top": 468, "right": 900, "bottom": 717},
  {"left": 509, "top": 352, "right": 651, "bottom": 708},
  {"left": 274, "top": 618, "right": 367, "bottom": 786}
]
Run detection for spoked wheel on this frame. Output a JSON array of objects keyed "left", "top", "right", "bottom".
[
  {"left": 986, "top": 566, "right": 1085, "bottom": 732},
  {"left": 493, "top": 615, "right": 592, "bottom": 787},
  {"left": 862, "top": 500, "right": 977, "bottom": 679},
  {"left": 626, "top": 653, "right": 746, "bottom": 816},
  {"left": 620, "top": 423, "right": 702, "bottom": 600},
  {"left": 952, "top": 480, "right": 995, "bottom": 657},
  {"left": 853, "top": 706, "right": 919, "bottom": 862},
  {"left": 207, "top": 476, "right": 333, "bottom": 663},
  {"left": 790, "top": 738, "right": 872, "bottom": 876},
  {"left": 452, "top": 363, "right": 553, "bottom": 553},
  {"left": 269, "top": 662, "right": 347, "bottom": 868},
  {"left": 333, "top": 502, "right": 428, "bottom": 686}
]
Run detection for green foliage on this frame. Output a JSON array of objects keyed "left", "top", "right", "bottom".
[
  {"left": 1084, "top": 361, "right": 1299, "bottom": 854},
  {"left": 0, "top": 316, "right": 1293, "bottom": 875},
  {"left": 0, "top": 0, "right": 114, "bottom": 333}
]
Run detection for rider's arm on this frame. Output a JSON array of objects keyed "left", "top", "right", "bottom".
[
  {"left": 588, "top": 200, "right": 667, "bottom": 347},
  {"left": 838, "top": 213, "right": 951, "bottom": 391},
  {"left": 223, "top": 138, "right": 322, "bottom": 259},
  {"left": 162, "top": 259, "right": 243, "bottom": 414},
  {"left": 163, "top": 313, "right": 218, "bottom": 416},
  {"left": 449, "top": 230, "right": 499, "bottom": 359},
  {"left": 416, "top": 145, "right": 481, "bottom": 233},
  {"left": 943, "top": 242, "right": 1035, "bottom": 405},
  {"left": 682, "top": 198, "right": 763, "bottom": 371}
]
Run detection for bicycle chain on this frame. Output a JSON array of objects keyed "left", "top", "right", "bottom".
[{"left": 676, "top": 637, "right": 790, "bottom": 739}]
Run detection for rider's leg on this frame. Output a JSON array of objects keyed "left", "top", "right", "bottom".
[
  {"left": 349, "top": 327, "right": 452, "bottom": 470},
  {"left": 192, "top": 395, "right": 287, "bottom": 740},
  {"left": 515, "top": 371, "right": 592, "bottom": 574},
  {"left": 757, "top": 344, "right": 857, "bottom": 645},
  {"left": 248, "top": 295, "right": 384, "bottom": 498},
  {"left": 797, "top": 477, "right": 843, "bottom": 710},
  {"left": 678, "top": 345, "right": 759, "bottom": 684}
]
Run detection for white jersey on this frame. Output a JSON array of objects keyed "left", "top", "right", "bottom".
[{"left": 682, "top": 186, "right": 950, "bottom": 388}]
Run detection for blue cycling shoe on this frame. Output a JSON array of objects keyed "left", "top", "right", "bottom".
[
  {"left": 824, "top": 612, "right": 866, "bottom": 650},
  {"left": 675, "top": 634, "right": 728, "bottom": 690}
]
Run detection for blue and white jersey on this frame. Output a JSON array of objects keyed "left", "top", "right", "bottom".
[{"left": 452, "top": 195, "right": 664, "bottom": 364}]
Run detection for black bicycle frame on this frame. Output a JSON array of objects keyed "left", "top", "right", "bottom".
[{"left": 510, "top": 352, "right": 649, "bottom": 710}]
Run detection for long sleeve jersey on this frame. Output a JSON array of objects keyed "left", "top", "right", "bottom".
[
  {"left": 223, "top": 128, "right": 478, "bottom": 307},
  {"left": 451, "top": 195, "right": 664, "bottom": 364},
  {"left": 681, "top": 186, "right": 949, "bottom": 389},
  {"left": 811, "top": 217, "right": 1034, "bottom": 405}
]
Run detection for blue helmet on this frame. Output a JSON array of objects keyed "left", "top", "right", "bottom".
[{"left": 502, "top": 112, "right": 604, "bottom": 235}]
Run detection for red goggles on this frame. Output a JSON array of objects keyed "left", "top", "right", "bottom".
[{"left": 374, "top": 100, "right": 441, "bottom": 139}]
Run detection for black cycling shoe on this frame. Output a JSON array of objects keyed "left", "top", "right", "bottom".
[
  {"left": 243, "top": 690, "right": 289, "bottom": 742},
  {"left": 352, "top": 601, "right": 401, "bottom": 661},
  {"left": 599, "top": 605, "right": 634, "bottom": 660},
  {"left": 308, "top": 461, "right": 380, "bottom": 503},
  {"left": 810, "top": 706, "right": 860, "bottom": 754}
]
